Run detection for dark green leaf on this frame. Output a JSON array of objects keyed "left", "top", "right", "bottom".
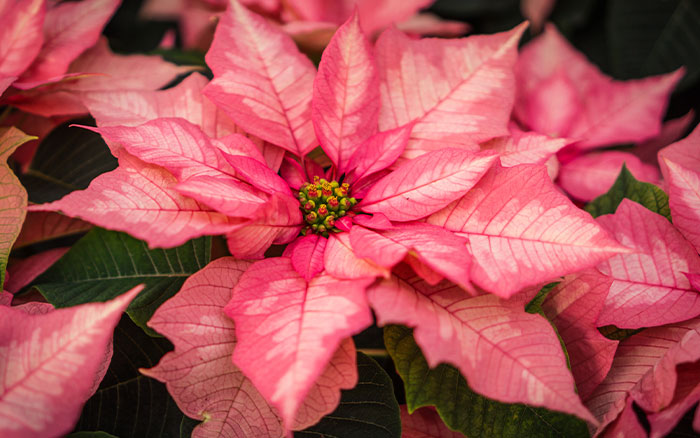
[
  {"left": 607, "top": 0, "right": 700, "bottom": 90},
  {"left": 295, "top": 353, "right": 401, "bottom": 438},
  {"left": 179, "top": 416, "right": 199, "bottom": 438},
  {"left": 19, "top": 118, "right": 117, "bottom": 204},
  {"left": 598, "top": 325, "right": 644, "bottom": 341},
  {"left": 525, "top": 282, "right": 561, "bottom": 315},
  {"left": 585, "top": 165, "right": 671, "bottom": 219},
  {"left": 34, "top": 228, "right": 210, "bottom": 334},
  {"left": 384, "top": 325, "right": 590, "bottom": 438},
  {"left": 73, "top": 315, "right": 187, "bottom": 438},
  {"left": 66, "top": 432, "right": 119, "bottom": 438}
]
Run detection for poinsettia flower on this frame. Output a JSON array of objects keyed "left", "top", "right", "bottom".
[
  {"left": 31, "top": 1, "right": 627, "bottom": 431},
  {"left": 514, "top": 24, "right": 683, "bottom": 203}
]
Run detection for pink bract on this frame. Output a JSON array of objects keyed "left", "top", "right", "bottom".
[
  {"left": 658, "top": 123, "right": 700, "bottom": 253},
  {"left": 0, "top": 286, "right": 142, "bottom": 438},
  {"left": 26, "top": 2, "right": 635, "bottom": 433},
  {"left": 595, "top": 199, "right": 700, "bottom": 329},
  {"left": 367, "top": 265, "right": 596, "bottom": 423},
  {"left": 515, "top": 24, "right": 682, "bottom": 149}
]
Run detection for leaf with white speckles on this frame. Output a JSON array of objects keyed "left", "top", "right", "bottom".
[
  {"left": 225, "top": 258, "right": 373, "bottom": 428},
  {"left": 595, "top": 199, "right": 700, "bottom": 329},
  {"left": 428, "top": 164, "right": 627, "bottom": 298}
]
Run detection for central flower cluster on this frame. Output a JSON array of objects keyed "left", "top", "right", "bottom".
[{"left": 298, "top": 176, "right": 357, "bottom": 236}]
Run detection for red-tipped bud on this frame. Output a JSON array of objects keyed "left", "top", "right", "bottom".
[
  {"left": 323, "top": 216, "right": 335, "bottom": 228},
  {"left": 303, "top": 200, "right": 315, "bottom": 211},
  {"left": 327, "top": 196, "right": 339, "bottom": 209},
  {"left": 306, "top": 212, "right": 318, "bottom": 223},
  {"left": 318, "top": 204, "right": 328, "bottom": 216}
]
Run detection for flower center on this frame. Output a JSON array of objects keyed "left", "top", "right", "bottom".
[{"left": 298, "top": 176, "right": 356, "bottom": 236}]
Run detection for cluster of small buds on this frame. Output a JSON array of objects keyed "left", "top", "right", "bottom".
[{"left": 298, "top": 176, "right": 357, "bottom": 236}]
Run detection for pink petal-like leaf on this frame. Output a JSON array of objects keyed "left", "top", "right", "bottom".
[
  {"left": 175, "top": 175, "right": 268, "bottom": 218},
  {"left": 352, "top": 212, "right": 393, "bottom": 230},
  {"left": 376, "top": 24, "right": 526, "bottom": 159},
  {"left": 5, "top": 248, "right": 69, "bottom": 294},
  {"left": 596, "top": 199, "right": 700, "bottom": 329},
  {"left": 19, "top": 0, "right": 120, "bottom": 84},
  {"left": 541, "top": 269, "right": 618, "bottom": 400},
  {"left": 586, "top": 318, "right": 700, "bottom": 436},
  {"left": 312, "top": 11, "right": 379, "bottom": 174},
  {"left": 350, "top": 223, "right": 473, "bottom": 290},
  {"left": 647, "top": 365, "right": 700, "bottom": 438},
  {"left": 0, "top": 0, "right": 44, "bottom": 78},
  {"left": 223, "top": 153, "right": 292, "bottom": 196},
  {"left": 142, "top": 257, "right": 286, "bottom": 438},
  {"left": 400, "top": 406, "right": 464, "bottom": 438},
  {"left": 90, "top": 118, "right": 242, "bottom": 181},
  {"left": 224, "top": 193, "right": 303, "bottom": 259},
  {"left": 481, "top": 129, "right": 570, "bottom": 168},
  {"left": 82, "top": 73, "right": 238, "bottom": 138},
  {"left": 658, "top": 124, "right": 700, "bottom": 253},
  {"left": 517, "top": 68, "right": 582, "bottom": 138},
  {"left": 8, "top": 38, "right": 189, "bottom": 117},
  {"left": 0, "top": 127, "right": 32, "bottom": 286},
  {"left": 0, "top": 285, "right": 142, "bottom": 438},
  {"left": 360, "top": 149, "right": 498, "bottom": 221},
  {"left": 516, "top": 24, "right": 683, "bottom": 149},
  {"left": 204, "top": 0, "right": 317, "bottom": 156},
  {"left": 568, "top": 70, "right": 683, "bottom": 149},
  {"left": 428, "top": 164, "right": 627, "bottom": 297},
  {"left": 29, "top": 153, "right": 240, "bottom": 248},
  {"left": 280, "top": 156, "right": 307, "bottom": 190},
  {"left": 635, "top": 110, "right": 694, "bottom": 166},
  {"left": 367, "top": 267, "right": 596, "bottom": 423},
  {"left": 225, "top": 258, "right": 373, "bottom": 427},
  {"left": 520, "top": 0, "right": 556, "bottom": 33},
  {"left": 290, "top": 234, "right": 328, "bottom": 281},
  {"left": 13, "top": 211, "right": 91, "bottom": 249},
  {"left": 292, "top": 337, "right": 358, "bottom": 431},
  {"left": 0, "top": 292, "right": 12, "bottom": 306},
  {"left": 323, "top": 233, "right": 389, "bottom": 280},
  {"left": 395, "top": 13, "right": 470, "bottom": 38},
  {"left": 285, "top": 0, "right": 433, "bottom": 34},
  {"left": 558, "top": 151, "right": 660, "bottom": 202},
  {"left": 347, "top": 123, "right": 413, "bottom": 182}
]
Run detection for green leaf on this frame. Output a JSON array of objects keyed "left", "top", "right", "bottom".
[
  {"left": 585, "top": 165, "right": 671, "bottom": 220},
  {"left": 295, "top": 353, "right": 401, "bottom": 438},
  {"left": 34, "top": 228, "right": 210, "bottom": 334},
  {"left": 73, "top": 315, "right": 188, "bottom": 437},
  {"left": 66, "top": 432, "right": 119, "bottom": 438},
  {"left": 19, "top": 118, "right": 117, "bottom": 204},
  {"left": 607, "top": 0, "right": 700, "bottom": 90},
  {"left": 384, "top": 325, "right": 590, "bottom": 438},
  {"left": 598, "top": 325, "right": 644, "bottom": 341},
  {"left": 525, "top": 282, "right": 560, "bottom": 315}
]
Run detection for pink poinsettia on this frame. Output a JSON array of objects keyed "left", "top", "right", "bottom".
[
  {"left": 31, "top": 1, "right": 629, "bottom": 432},
  {"left": 141, "top": 0, "right": 468, "bottom": 52},
  {"left": 0, "top": 0, "right": 120, "bottom": 96},
  {"left": 514, "top": 24, "right": 683, "bottom": 201}
]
